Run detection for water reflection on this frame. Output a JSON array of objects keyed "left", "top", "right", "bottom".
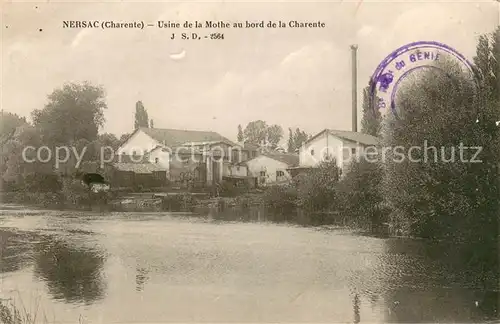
[
  {"left": 353, "top": 293, "right": 360, "bottom": 323},
  {"left": 33, "top": 238, "right": 107, "bottom": 305},
  {"left": 0, "top": 229, "right": 36, "bottom": 273},
  {"left": 1, "top": 205, "right": 499, "bottom": 323},
  {"left": 135, "top": 266, "right": 149, "bottom": 292},
  {"left": 380, "top": 238, "right": 499, "bottom": 323},
  {"left": 202, "top": 205, "right": 304, "bottom": 225}
]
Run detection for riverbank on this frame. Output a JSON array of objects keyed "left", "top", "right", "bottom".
[
  {"left": 0, "top": 189, "right": 388, "bottom": 233},
  {"left": 0, "top": 190, "right": 266, "bottom": 212}
]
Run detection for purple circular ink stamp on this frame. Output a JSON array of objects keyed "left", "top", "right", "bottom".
[{"left": 370, "top": 41, "right": 480, "bottom": 118}]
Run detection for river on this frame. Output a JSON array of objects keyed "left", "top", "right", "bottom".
[{"left": 0, "top": 204, "right": 498, "bottom": 323}]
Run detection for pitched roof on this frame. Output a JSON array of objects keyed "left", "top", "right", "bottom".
[
  {"left": 111, "top": 154, "right": 150, "bottom": 163},
  {"left": 149, "top": 145, "right": 203, "bottom": 155},
  {"left": 138, "top": 127, "right": 236, "bottom": 147},
  {"left": 306, "top": 129, "right": 380, "bottom": 146},
  {"left": 112, "top": 162, "right": 166, "bottom": 174},
  {"left": 261, "top": 153, "right": 300, "bottom": 167}
]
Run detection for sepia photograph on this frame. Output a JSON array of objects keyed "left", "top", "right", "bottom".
[{"left": 0, "top": 0, "right": 499, "bottom": 323}]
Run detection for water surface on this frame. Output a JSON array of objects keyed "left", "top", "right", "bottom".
[{"left": 0, "top": 204, "right": 497, "bottom": 323}]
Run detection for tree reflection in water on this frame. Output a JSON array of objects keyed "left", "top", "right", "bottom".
[
  {"left": 381, "top": 238, "right": 499, "bottom": 323},
  {"left": 345, "top": 237, "right": 498, "bottom": 322},
  {"left": 33, "top": 238, "right": 107, "bottom": 305},
  {"left": 0, "top": 229, "right": 36, "bottom": 274}
]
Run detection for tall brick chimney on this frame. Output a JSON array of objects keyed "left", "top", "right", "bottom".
[{"left": 351, "top": 44, "right": 358, "bottom": 133}]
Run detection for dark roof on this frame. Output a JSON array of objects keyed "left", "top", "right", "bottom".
[
  {"left": 112, "top": 162, "right": 166, "bottom": 174},
  {"left": 261, "top": 153, "right": 300, "bottom": 167},
  {"left": 139, "top": 127, "right": 236, "bottom": 147},
  {"left": 306, "top": 129, "right": 380, "bottom": 146}
]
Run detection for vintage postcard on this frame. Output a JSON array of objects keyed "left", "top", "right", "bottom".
[{"left": 1, "top": 0, "right": 499, "bottom": 323}]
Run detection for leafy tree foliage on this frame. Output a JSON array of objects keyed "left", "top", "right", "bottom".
[
  {"left": 0, "top": 111, "right": 27, "bottom": 140},
  {"left": 360, "top": 80, "right": 382, "bottom": 137},
  {"left": 287, "top": 128, "right": 294, "bottom": 152},
  {"left": 242, "top": 120, "right": 284, "bottom": 149},
  {"left": 134, "top": 101, "right": 149, "bottom": 129},
  {"left": 97, "top": 133, "right": 120, "bottom": 153},
  {"left": 473, "top": 26, "right": 499, "bottom": 103},
  {"left": 382, "top": 57, "right": 497, "bottom": 234},
  {"left": 337, "top": 158, "right": 385, "bottom": 231},
  {"left": 237, "top": 124, "right": 244, "bottom": 142},
  {"left": 243, "top": 120, "right": 268, "bottom": 145},
  {"left": 266, "top": 124, "right": 283, "bottom": 149},
  {"left": 293, "top": 160, "right": 341, "bottom": 212},
  {"left": 287, "top": 128, "right": 310, "bottom": 152},
  {"left": 380, "top": 50, "right": 499, "bottom": 285},
  {"left": 32, "top": 82, "right": 107, "bottom": 146}
]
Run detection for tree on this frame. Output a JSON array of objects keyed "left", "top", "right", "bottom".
[
  {"left": 381, "top": 44, "right": 499, "bottom": 286},
  {"left": 134, "top": 101, "right": 149, "bottom": 129},
  {"left": 31, "top": 82, "right": 107, "bottom": 146},
  {"left": 266, "top": 124, "right": 283, "bottom": 149},
  {"left": 382, "top": 60, "right": 482, "bottom": 236},
  {"left": 293, "top": 128, "right": 309, "bottom": 150},
  {"left": 294, "top": 159, "right": 341, "bottom": 216},
  {"left": 337, "top": 158, "right": 385, "bottom": 231},
  {"left": 237, "top": 124, "right": 244, "bottom": 143},
  {"left": 0, "top": 111, "right": 27, "bottom": 141},
  {"left": 287, "top": 128, "right": 295, "bottom": 152},
  {"left": 96, "top": 133, "right": 119, "bottom": 150},
  {"left": 473, "top": 26, "right": 499, "bottom": 104},
  {"left": 243, "top": 120, "right": 268, "bottom": 145},
  {"left": 361, "top": 80, "right": 382, "bottom": 137},
  {"left": 1, "top": 125, "right": 48, "bottom": 186}
]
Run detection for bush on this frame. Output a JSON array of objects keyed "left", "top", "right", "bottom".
[
  {"left": 218, "top": 180, "right": 248, "bottom": 197},
  {"left": 61, "top": 178, "right": 90, "bottom": 206},
  {"left": 161, "top": 193, "right": 197, "bottom": 211},
  {"left": 336, "top": 159, "right": 387, "bottom": 231},
  {"left": 23, "top": 173, "right": 62, "bottom": 193},
  {"left": 262, "top": 185, "right": 297, "bottom": 214},
  {"left": 294, "top": 160, "right": 341, "bottom": 212}
]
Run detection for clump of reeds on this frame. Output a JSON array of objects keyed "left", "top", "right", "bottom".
[{"left": 0, "top": 297, "right": 47, "bottom": 324}]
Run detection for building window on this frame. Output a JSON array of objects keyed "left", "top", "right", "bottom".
[
  {"left": 351, "top": 148, "right": 356, "bottom": 155},
  {"left": 155, "top": 157, "right": 159, "bottom": 164},
  {"left": 260, "top": 171, "right": 266, "bottom": 177},
  {"left": 236, "top": 166, "right": 240, "bottom": 171},
  {"left": 310, "top": 149, "right": 314, "bottom": 156},
  {"left": 252, "top": 151, "right": 257, "bottom": 158},
  {"left": 276, "top": 170, "right": 284, "bottom": 177}
]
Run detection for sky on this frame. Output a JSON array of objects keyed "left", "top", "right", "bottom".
[{"left": 2, "top": 0, "right": 499, "bottom": 142}]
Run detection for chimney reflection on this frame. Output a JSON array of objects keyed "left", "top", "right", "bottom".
[{"left": 353, "top": 293, "right": 360, "bottom": 323}]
